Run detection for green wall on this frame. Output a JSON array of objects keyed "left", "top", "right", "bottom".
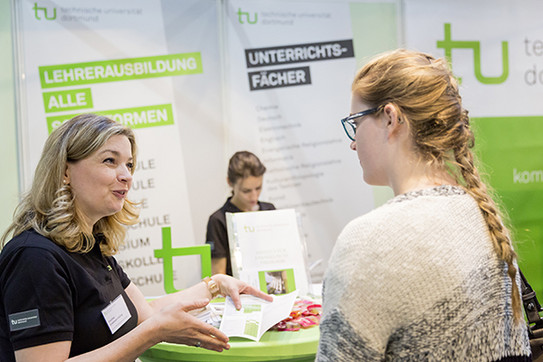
[
  {"left": 473, "top": 116, "right": 543, "bottom": 297},
  {"left": 0, "top": 0, "right": 20, "bottom": 237}
]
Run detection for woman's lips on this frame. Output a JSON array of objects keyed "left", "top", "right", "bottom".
[{"left": 113, "top": 190, "right": 127, "bottom": 198}]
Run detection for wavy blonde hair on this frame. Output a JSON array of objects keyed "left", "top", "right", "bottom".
[
  {"left": 352, "top": 49, "right": 521, "bottom": 322},
  {"left": 1, "top": 114, "right": 139, "bottom": 256}
]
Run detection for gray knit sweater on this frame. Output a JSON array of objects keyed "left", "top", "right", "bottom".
[{"left": 317, "top": 186, "right": 531, "bottom": 361}]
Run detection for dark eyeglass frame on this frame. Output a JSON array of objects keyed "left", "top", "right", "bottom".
[{"left": 340, "top": 106, "right": 382, "bottom": 141}]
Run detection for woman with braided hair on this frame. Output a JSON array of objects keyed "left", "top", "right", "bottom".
[{"left": 317, "top": 49, "right": 531, "bottom": 361}]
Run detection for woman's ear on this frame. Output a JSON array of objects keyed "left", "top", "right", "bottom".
[
  {"left": 383, "top": 104, "right": 400, "bottom": 125},
  {"left": 383, "top": 104, "right": 404, "bottom": 137},
  {"left": 383, "top": 103, "right": 404, "bottom": 127},
  {"left": 227, "top": 177, "right": 233, "bottom": 188},
  {"left": 64, "top": 165, "right": 71, "bottom": 185}
]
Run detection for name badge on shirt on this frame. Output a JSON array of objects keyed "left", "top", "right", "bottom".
[{"left": 101, "top": 294, "right": 131, "bottom": 335}]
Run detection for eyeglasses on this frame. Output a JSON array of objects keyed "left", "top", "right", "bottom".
[{"left": 340, "top": 106, "right": 381, "bottom": 141}]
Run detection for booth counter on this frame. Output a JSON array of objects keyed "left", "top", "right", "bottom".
[
  {"left": 142, "top": 231, "right": 321, "bottom": 361},
  {"left": 139, "top": 327, "right": 319, "bottom": 362}
]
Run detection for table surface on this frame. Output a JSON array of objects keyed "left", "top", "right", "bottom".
[{"left": 138, "top": 327, "right": 319, "bottom": 362}]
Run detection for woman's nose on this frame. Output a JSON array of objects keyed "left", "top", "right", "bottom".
[
  {"left": 350, "top": 140, "right": 356, "bottom": 150},
  {"left": 118, "top": 166, "right": 133, "bottom": 183}
]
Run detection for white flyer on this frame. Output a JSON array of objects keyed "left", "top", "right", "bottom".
[
  {"left": 227, "top": 209, "right": 310, "bottom": 297},
  {"left": 219, "top": 292, "right": 297, "bottom": 341}
]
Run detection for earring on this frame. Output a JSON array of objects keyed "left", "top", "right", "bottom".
[{"left": 63, "top": 179, "right": 68, "bottom": 185}]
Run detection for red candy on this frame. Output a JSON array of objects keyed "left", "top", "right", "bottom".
[{"left": 271, "top": 299, "right": 322, "bottom": 332}]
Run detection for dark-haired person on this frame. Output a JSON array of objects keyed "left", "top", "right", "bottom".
[
  {"left": 206, "top": 151, "right": 275, "bottom": 275},
  {"left": 0, "top": 114, "right": 272, "bottom": 361}
]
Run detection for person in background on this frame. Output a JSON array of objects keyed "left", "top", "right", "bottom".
[
  {"left": 206, "top": 151, "right": 275, "bottom": 276},
  {"left": 317, "top": 49, "right": 531, "bottom": 361},
  {"left": 0, "top": 114, "right": 272, "bottom": 362}
]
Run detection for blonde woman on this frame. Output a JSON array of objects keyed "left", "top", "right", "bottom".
[
  {"left": 317, "top": 50, "right": 531, "bottom": 361},
  {"left": 0, "top": 114, "right": 271, "bottom": 361}
]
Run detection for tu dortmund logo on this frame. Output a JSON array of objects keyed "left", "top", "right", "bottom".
[
  {"left": 33, "top": 2, "right": 56, "bottom": 20},
  {"left": 237, "top": 8, "right": 257, "bottom": 24},
  {"left": 437, "top": 23, "right": 509, "bottom": 84}
]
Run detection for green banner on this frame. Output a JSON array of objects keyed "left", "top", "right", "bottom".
[
  {"left": 46, "top": 104, "right": 175, "bottom": 133},
  {"left": 472, "top": 116, "right": 543, "bottom": 297},
  {"left": 39, "top": 53, "right": 203, "bottom": 89},
  {"left": 42, "top": 88, "right": 93, "bottom": 113}
]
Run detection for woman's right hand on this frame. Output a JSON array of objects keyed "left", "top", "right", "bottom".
[{"left": 150, "top": 298, "right": 230, "bottom": 352}]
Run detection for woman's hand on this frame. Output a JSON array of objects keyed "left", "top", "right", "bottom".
[
  {"left": 150, "top": 298, "right": 230, "bottom": 352},
  {"left": 212, "top": 274, "right": 274, "bottom": 309}
]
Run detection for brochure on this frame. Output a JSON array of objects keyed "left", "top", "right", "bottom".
[
  {"left": 226, "top": 209, "right": 310, "bottom": 296},
  {"left": 219, "top": 292, "right": 297, "bottom": 341}
]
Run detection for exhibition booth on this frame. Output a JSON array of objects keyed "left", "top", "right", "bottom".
[{"left": 2, "top": 0, "right": 543, "bottom": 360}]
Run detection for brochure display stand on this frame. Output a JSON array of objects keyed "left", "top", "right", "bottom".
[{"left": 226, "top": 209, "right": 311, "bottom": 297}]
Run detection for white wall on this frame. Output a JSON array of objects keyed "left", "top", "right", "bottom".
[{"left": 0, "top": 0, "right": 20, "bottom": 237}]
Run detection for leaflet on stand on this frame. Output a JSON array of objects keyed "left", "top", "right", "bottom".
[{"left": 226, "top": 209, "right": 310, "bottom": 297}]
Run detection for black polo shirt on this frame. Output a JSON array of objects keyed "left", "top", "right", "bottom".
[
  {"left": 0, "top": 230, "right": 137, "bottom": 360},
  {"left": 205, "top": 197, "right": 275, "bottom": 275}
]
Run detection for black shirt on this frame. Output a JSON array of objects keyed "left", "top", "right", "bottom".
[
  {"left": 205, "top": 197, "right": 275, "bottom": 275},
  {"left": 0, "top": 230, "right": 138, "bottom": 360}
]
